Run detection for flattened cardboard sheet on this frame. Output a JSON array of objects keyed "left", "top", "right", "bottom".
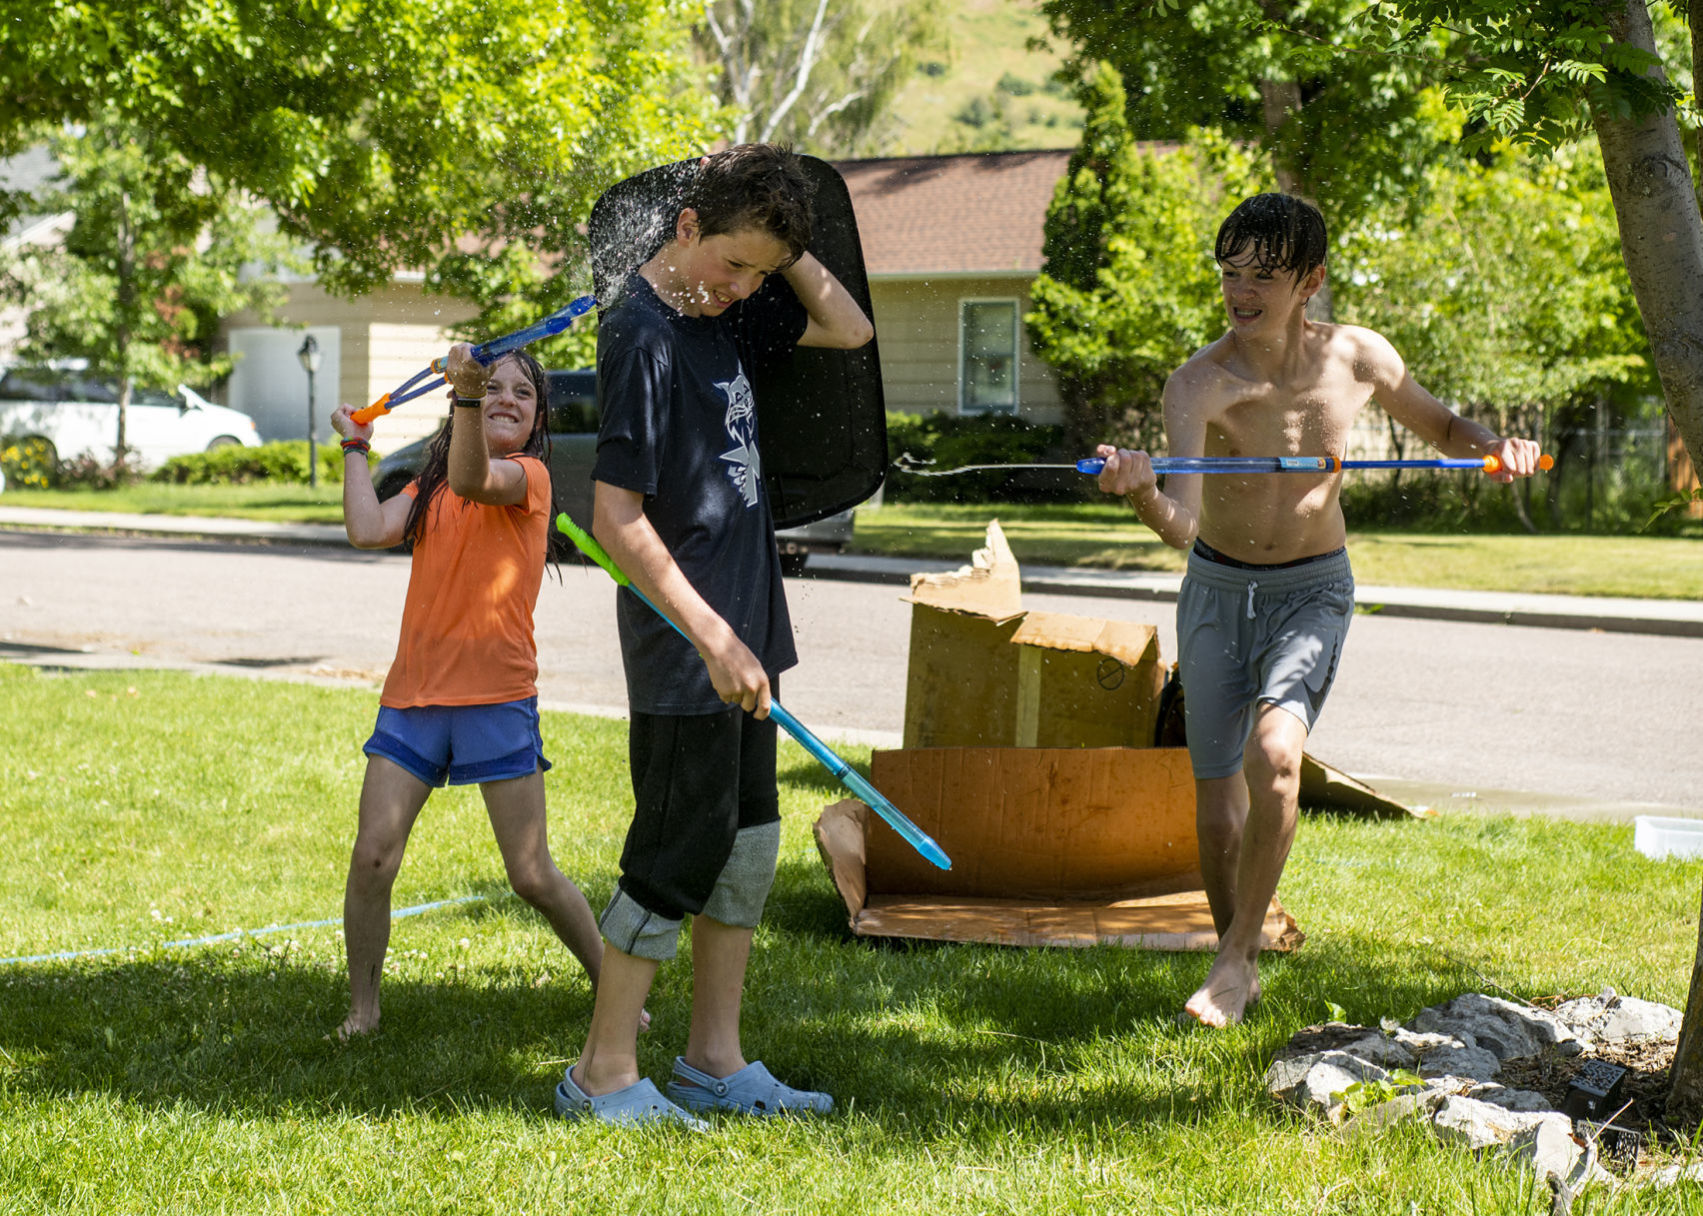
[
  {"left": 864, "top": 746, "right": 1200, "bottom": 899},
  {"left": 814, "top": 798, "right": 1302, "bottom": 952},
  {"left": 1301, "top": 753, "right": 1423, "bottom": 818}
]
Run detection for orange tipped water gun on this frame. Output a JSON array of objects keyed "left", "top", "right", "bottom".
[
  {"left": 897, "top": 453, "right": 1555, "bottom": 477},
  {"left": 350, "top": 295, "right": 597, "bottom": 426}
]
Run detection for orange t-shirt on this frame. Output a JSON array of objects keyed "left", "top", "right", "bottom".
[{"left": 380, "top": 455, "right": 550, "bottom": 708}]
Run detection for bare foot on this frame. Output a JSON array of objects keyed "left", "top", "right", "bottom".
[
  {"left": 1183, "top": 952, "right": 1259, "bottom": 1028},
  {"left": 333, "top": 1010, "right": 379, "bottom": 1042}
]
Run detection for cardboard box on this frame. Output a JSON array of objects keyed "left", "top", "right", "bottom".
[
  {"left": 900, "top": 520, "right": 1415, "bottom": 817},
  {"left": 903, "top": 523, "right": 1165, "bottom": 750},
  {"left": 813, "top": 520, "right": 1409, "bottom": 948},
  {"left": 813, "top": 746, "right": 1301, "bottom": 950}
]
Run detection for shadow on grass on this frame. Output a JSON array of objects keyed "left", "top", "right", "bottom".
[
  {"left": 1, "top": 840, "right": 1482, "bottom": 1139},
  {"left": 745, "top": 850, "right": 1485, "bottom": 1132},
  {"left": 0, "top": 954, "right": 594, "bottom": 1120}
]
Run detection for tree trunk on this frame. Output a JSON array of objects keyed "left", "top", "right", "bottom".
[
  {"left": 1591, "top": 0, "right": 1703, "bottom": 476},
  {"left": 1671, "top": 887, "right": 1703, "bottom": 1120},
  {"left": 1692, "top": 0, "right": 1703, "bottom": 204},
  {"left": 115, "top": 189, "right": 134, "bottom": 467},
  {"left": 1599, "top": 0, "right": 1703, "bottom": 1122},
  {"left": 1258, "top": 76, "right": 1334, "bottom": 320}
]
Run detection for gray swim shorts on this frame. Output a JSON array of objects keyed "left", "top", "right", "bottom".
[{"left": 1176, "top": 541, "right": 1355, "bottom": 780}]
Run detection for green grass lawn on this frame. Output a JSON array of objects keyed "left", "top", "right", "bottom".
[
  {"left": 1, "top": 482, "right": 349, "bottom": 525},
  {"left": 2, "top": 662, "right": 1700, "bottom": 1213},
  {"left": 853, "top": 502, "right": 1703, "bottom": 600}
]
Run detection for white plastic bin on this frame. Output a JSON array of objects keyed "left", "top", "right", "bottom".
[{"left": 1634, "top": 815, "right": 1703, "bottom": 860}]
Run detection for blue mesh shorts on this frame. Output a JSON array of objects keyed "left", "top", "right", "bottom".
[
  {"left": 363, "top": 697, "right": 552, "bottom": 787},
  {"left": 1176, "top": 543, "right": 1355, "bottom": 781}
]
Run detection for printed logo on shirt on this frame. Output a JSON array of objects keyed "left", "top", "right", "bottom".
[{"left": 716, "top": 367, "right": 761, "bottom": 508}]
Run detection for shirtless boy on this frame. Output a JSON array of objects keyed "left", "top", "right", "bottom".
[{"left": 1095, "top": 193, "right": 1541, "bottom": 1028}]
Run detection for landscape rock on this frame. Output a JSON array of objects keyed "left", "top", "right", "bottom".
[
  {"left": 1266, "top": 1050, "right": 1396, "bottom": 1118},
  {"left": 1281, "top": 1022, "right": 1418, "bottom": 1069},
  {"left": 1507, "top": 1120, "right": 1584, "bottom": 1187},
  {"left": 1416, "top": 1039, "right": 1502, "bottom": 1082},
  {"left": 1647, "top": 1162, "right": 1703, "bottom": 1188},
  {"left": 1341, "top": 1088, "right": 1446, "bottom": 1135},
  {"left": 1431, "top": 1095, "right": 1573, "bottom": 1152},
  {"left": 1551, "top": 990, "right": 1682, "bottom": 1045},
  {"left": 1270, "top": 992, "right": 1679, "bottom": 1202},
  {"left": 1390, "top": 1027, "right": 1464, "bottom": 1055},
  {"left": 1410, "top": 993, "right": 1579, "bottom": 1063},
  {"left": 1467, "top": 1082, "right": 1555, "bottom": 1113}
]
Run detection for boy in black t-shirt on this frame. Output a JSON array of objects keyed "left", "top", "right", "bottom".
[{"left": 557, "top": 145, "right": 873, "bottom": 1127}]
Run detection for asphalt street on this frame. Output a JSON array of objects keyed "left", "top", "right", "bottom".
[{"left": 2, "top": 524, "right": 1699, "bottom": 819}]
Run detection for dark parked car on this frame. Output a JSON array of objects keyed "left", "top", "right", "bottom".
[{"left": 371, "top": 369, "right": 853, "bottom": 574}]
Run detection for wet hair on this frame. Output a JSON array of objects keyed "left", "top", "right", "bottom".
[
  {"left": 678, "top": 143, "right": 815, "bottom": 266},
  {"left": 404, "top": 349, "right": 560, "bottom": 566},
  {"left": 1215, "top": 193, "right": 1328, "bottom": 282}
]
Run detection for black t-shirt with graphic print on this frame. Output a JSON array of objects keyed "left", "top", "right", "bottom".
[{"left": 592, "top": 271, "right": 807, "bottom": 715}]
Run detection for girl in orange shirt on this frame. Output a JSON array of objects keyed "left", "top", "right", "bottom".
[{"left": 329, "top": 347, "right": 608, "bottom": 1040}]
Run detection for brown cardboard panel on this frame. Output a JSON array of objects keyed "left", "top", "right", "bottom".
[
  {"left": 905, "top": 519, "right": 1023, "bottom": 621},
  {"left": 851, "top": 892, "right": 1300, "bottom": 951},
  {"left": 1008, "top": 613, "right": 1159, "bottom": 667},
  {"left": 814, "top": 799, "right": 1302, "bottom": 952},
  {"left": 902, "top": 605, "right": 1026, "bottom": 749},
  {"left": 812, "top": 795, "right": 868, "bottom": 924},
  {"left": 863, "top": 747, "right": 1200, "bottom": 899},
  {"left": 1300, "top": 753, "right": 1426, "bottom": 818},
  {"left": 1011, "top": 614, "right": 1165, "bottom": 749},
  {"left": 900, "top": 525, "right": 1167, "bottom": 751}
]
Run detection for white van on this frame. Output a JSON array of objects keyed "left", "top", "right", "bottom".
[{"left": 0, "top": 367, "right": 262, "bottom": 473}]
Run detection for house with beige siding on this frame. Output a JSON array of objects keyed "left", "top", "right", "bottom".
[
  {"left": 221, "top": 277, "right": 477, "bottom": 453},
  {"left": 830, "top": 149, "right": 1401, "bottom": 465},
  {"left": 833, "top": 150, "right": 1070, "bottom": 425},
  {"left": 217, "top": 149, "right": 1082, "bottom": 454}
]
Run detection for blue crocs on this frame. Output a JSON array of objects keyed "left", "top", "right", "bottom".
[
  {"left": 554, "top": 1068, "right": 708, "bottom": 1130},
  {"left": 665, "top": 1057, "right": 834, "bottom": 1116}
]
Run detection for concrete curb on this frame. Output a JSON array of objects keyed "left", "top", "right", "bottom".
[{"left": 805, "top": 553, "right": 1703, "bottom": 639}]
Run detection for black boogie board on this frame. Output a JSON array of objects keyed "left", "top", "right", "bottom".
[{"left": 586, "top": 155, "right": 886, "bottom": 529}]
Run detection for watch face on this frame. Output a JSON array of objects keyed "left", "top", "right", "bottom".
[{"left": 588, "top": 155, "right": 887, "bottom": 529}]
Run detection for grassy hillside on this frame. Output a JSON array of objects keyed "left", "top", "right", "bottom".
[{"left": 878, "top": 0, "right": 1083, "bottom": 156}]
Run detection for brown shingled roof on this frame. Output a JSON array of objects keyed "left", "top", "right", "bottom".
[{"left": 832, "top": 150, "right": 1073, "bottom": 277}]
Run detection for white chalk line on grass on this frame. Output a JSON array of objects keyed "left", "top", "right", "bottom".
[{"left": 0, "top": 892, "right": 509, "bottom": 966}]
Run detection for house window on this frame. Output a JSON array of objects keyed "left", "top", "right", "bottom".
[{"left": 959, "top": 299, "right": 1019, "bottom": 414}]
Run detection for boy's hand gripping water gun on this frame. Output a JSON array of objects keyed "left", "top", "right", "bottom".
[
  {"left": 350, "top": 296, "right": 598, "bottom": 426},
  {"left": 554, "top": 512, "right": 952, "bottom": 872}
]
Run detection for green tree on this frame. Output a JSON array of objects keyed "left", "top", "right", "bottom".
[
  {"left": 1025, "top": 63, "right": 1271, "bottom": 452},
  {"left": 1, "top": 112, "right": 295, "bottom": 465},
  {"left": 0, "top": 0, "right": 720, "bottom": 338},
  {"left": 1347, "top": 0, "right": 1703, "bottom": 484},
  {"left": 1312, "top": 0, "right": 1703, "bottom": 1116},
  {"left": 695, "top": 0, "right": 945, "bottom": 157},
  {"left": 1037, "top": 0, "right": 1457, "bottom": 315},
  {"left": 1334, "top": 145, "right": 1655, "bottom": 528}
]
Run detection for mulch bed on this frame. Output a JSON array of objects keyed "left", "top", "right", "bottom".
[{"left": 1498, "top": 1036, "right": 1680, "bottom": 1170}]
